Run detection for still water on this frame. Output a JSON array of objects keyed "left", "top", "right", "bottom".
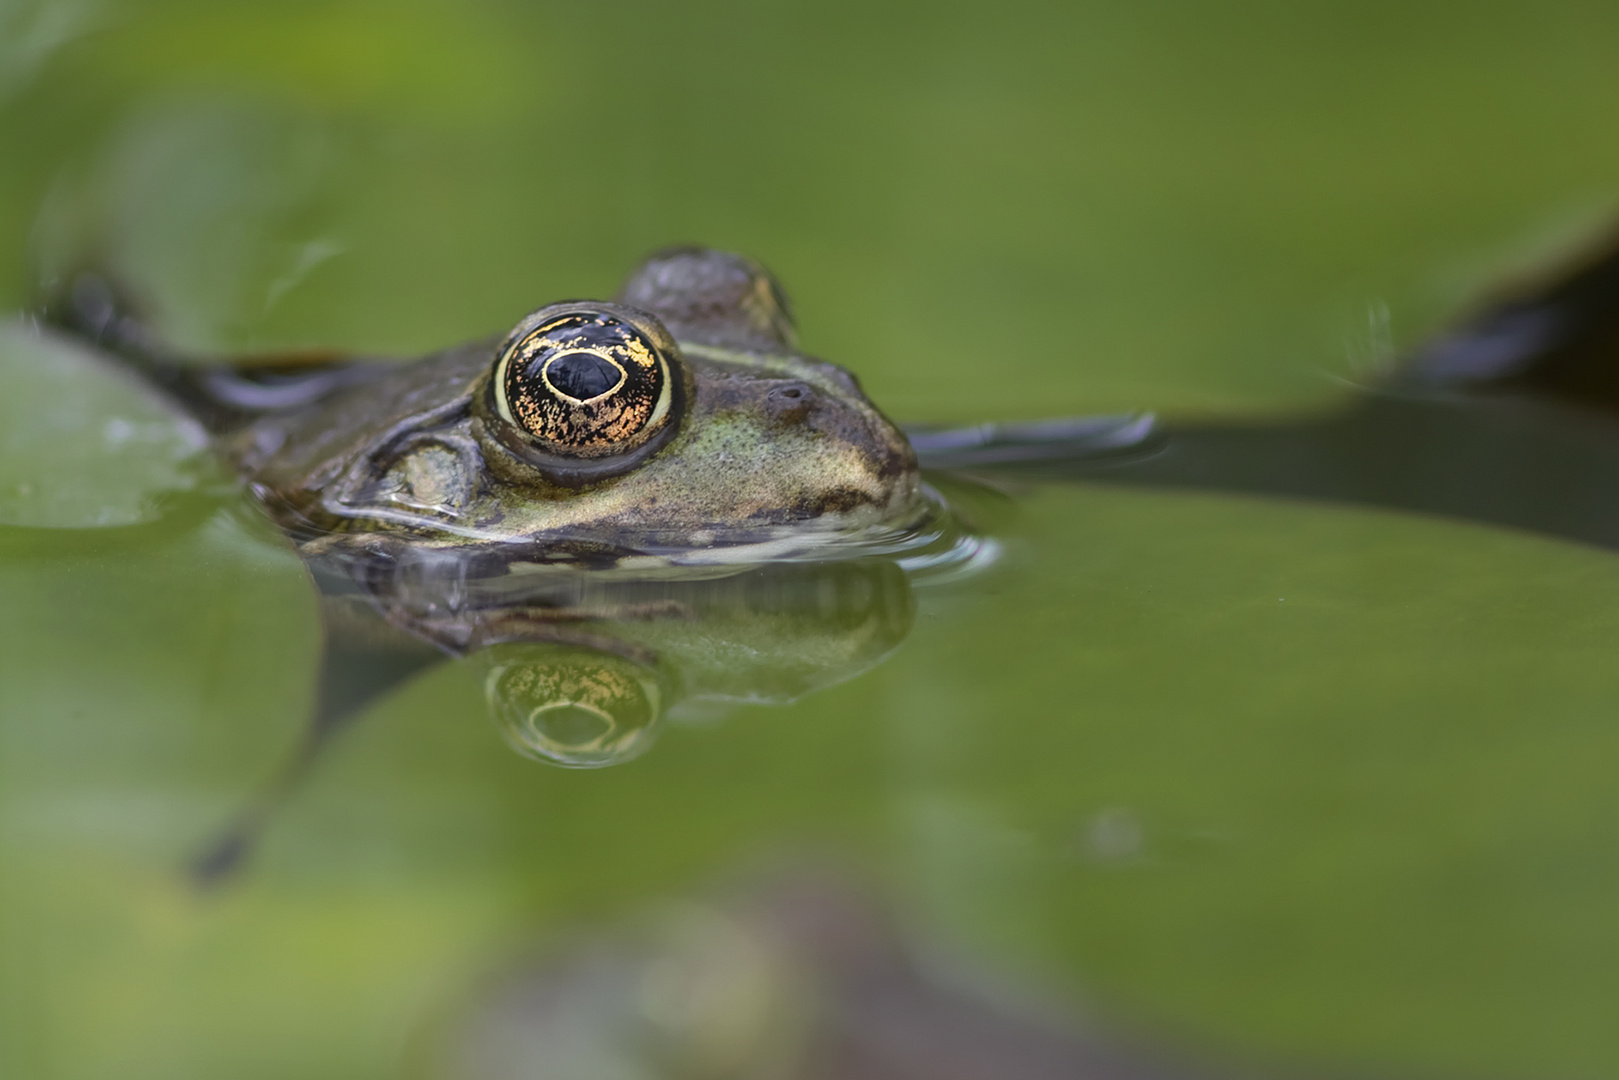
[{"left": 9, "top": 1, "right": 1619, "bottom": 1077}]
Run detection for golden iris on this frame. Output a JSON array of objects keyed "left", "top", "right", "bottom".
[{"left": 492, "top": 310, "right": 673, "bottom": 458}]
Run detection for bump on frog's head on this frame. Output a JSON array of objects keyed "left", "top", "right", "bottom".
[
  {"left": 475, "top": 301, "right": 690, "bottom": 487},
  {"left": 618, "top": 247, "right": 797, "bottom": 351}
]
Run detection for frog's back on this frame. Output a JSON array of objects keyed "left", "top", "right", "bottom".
[{"left": 227, "top": 338, "right": 495, "bottom": 497}]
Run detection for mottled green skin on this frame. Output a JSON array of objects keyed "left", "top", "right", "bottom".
[{"left": 226, "top": 251, "right": 923, "bottom": 558}]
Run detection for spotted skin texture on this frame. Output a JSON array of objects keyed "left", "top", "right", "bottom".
[{"left": 226, "top": 251, "right": 923, "bottom": 556}]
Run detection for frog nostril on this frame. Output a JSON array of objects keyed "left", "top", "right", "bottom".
[{"left": 768, "top": 382, "right": 815, "bottom": 423}]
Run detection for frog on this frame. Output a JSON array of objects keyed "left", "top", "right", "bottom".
[
  {"left": 48, "top": 246, "right": 1042, "bottom": 879},
  {"left": 60, "top": 246, "right": 935, "bottom": 567}
]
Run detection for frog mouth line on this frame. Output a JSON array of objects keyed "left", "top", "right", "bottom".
[{"left": 290, "top": 483, "right": 993, "bottom": 578}]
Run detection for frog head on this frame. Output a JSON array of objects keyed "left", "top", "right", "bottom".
[{"left": 252, "top": 249, "right": 925, "bottom": 560}]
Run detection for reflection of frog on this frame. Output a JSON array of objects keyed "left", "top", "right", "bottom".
[
  {"left": 64, "top": 247, "right": 930, "bottom": 561},
  {"left": 314, "top": 549, "right": 916, "bottom": 769},
  {"left": 181, "top": 547, "right": 921, "bottom": 882}
]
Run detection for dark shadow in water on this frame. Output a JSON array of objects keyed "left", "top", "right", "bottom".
[
  {"left": 187, "top": 593, "right": 444, "bottom": 883},
  {"left": 1015, "top": 392, "right": 1619, "bottom": 552},
  {"left": 913, "top": 228, "right": 1619, "bottom": 556}
]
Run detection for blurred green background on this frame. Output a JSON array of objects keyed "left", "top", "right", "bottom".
[
  {"left": 10, "top": 1, "right": 1619, "bottom": 1077},
  {"left": 11, "top": 0, "right": 1619, "bottom": 418}
]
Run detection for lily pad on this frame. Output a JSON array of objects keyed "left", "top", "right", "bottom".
[{"left": 0, "top": 320, "right": 211, "bottom": 528}]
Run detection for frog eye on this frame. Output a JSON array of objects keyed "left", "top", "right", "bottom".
[{"left": 485, "top": 304, "right": 682, "bottom": 473}]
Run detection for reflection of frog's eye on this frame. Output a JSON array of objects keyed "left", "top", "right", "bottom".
[
  {"left": 489, "top": 306, "right": 679, "bottom": 462},
  {"left": 483, "top": 644, "right": 662, "bottom": 768}
]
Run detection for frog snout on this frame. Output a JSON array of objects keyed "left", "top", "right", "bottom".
[{"left": 756, "top": 376, "right": 918, "bottom": 493}]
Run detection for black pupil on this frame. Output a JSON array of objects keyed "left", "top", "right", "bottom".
[{"left": 545, "top": 351, "right": 621, "bottom": 400}]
